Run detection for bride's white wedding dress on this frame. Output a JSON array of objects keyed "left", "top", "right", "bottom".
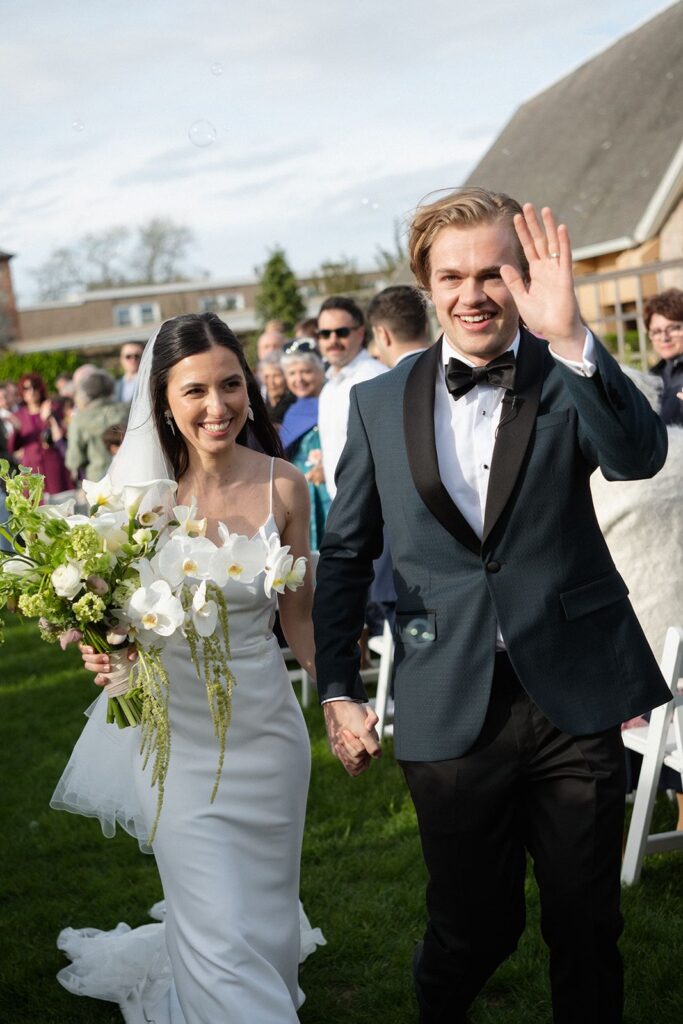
[{"left": 51, "top": 467, "right": 323, "bottom": 1023}]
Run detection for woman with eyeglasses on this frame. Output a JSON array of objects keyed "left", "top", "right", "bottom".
[
  {"left": 645, "top": 288, "right": 683, "bottom": 427},
  {"left": 7, "top": 373, "right": 74, "bottom": 496},
  {"left": 280, "top": 346, "right": 331, "bottom": 550}
]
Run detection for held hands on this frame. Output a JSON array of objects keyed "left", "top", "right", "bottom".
[
  {"left": 323, "top": 700, "right": 382, "bottom": 776},
  {"left": 79, "top": 643, "right": 138, "bottom": 687},
  {"left": 500, "top": 204, "right": 585, "bottom": 361}
]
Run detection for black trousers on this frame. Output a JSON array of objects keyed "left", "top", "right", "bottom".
[{"left": 401, "top": 652, "right": 626, "bottom": 1024}]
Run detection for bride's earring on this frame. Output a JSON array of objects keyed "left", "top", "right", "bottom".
[
  {"left": 164, "top": 410, "right": 176, "bottom": 435},
  {"left": 247, "top": 405, "right": 254, "bottom": 422}
]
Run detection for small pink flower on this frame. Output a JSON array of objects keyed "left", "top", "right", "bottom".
[
  {"left": 59, "top": 629, "right": 83, "bottom": 651},
  {"left": 86, "top": 575, "right": 109, "bottom": 596}
]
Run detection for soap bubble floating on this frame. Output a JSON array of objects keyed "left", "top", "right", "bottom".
[{"left": 188, "top": 120, "right": 217, "bottom": 147}]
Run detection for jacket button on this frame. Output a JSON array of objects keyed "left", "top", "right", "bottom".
[{"left": 485, "top": 560, "right": 501, "bottom": 573}]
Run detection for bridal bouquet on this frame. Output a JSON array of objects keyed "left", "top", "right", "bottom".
[{"left": 0, "top": 460, "right": 306, "bottom": 838}]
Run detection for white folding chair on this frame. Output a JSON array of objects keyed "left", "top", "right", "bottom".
[
  {"left": 367, "top": 618, "right": 395, "bottom": 740},
  {"left": 621, "top": 626, "right": 683, "bottom": 884}
]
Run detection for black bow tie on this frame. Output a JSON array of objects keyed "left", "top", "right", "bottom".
[{"left": 445, "top": 351, "right": 516, "bottom": 401}]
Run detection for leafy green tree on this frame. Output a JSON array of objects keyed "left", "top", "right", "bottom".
[
  {"left": 315, "top": 256, "right": 362, "bottom": 296},
  {"left": 254, "top": 247, "right": 305, "bottom": 330}
]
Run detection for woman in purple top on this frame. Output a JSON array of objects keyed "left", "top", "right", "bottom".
[{"left": 7, "top": 373, "right": 74, "bottom": 495}]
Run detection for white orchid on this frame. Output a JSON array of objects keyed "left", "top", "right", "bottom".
[
  {"left": 127, "top": 579, "right": 185, "bottom": 639},
  {"left": 51, "top": 559, "right": 85, "bottom": 600},
  {"left": 190, "top": 581, "right": 218, "bottom": 637},
  {"left": 171, "top": 498, "right": 207, "bottom": 538},
  {"left": 123, "top": 479, "right": 177, "bottom": 519},
  {"left": 263, "top": 535, "right": 307, "bottom": 597},
  {"left": 82, "top": 476, "right": 124, "bottom": 513},
  {"left": 155, "top": 535, "right": 218, "bottom": 588},
  {"left": 213, "top": 525, "right": 268, "bottom": 584}
]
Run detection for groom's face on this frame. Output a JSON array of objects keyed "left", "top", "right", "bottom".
[{"left": 428, "top": 220, "right": 521, "bottom": 366}]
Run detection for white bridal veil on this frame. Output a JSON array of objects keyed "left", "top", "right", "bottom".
[{"left": 50, "top": 322, "right": 171, "bottom": 851}]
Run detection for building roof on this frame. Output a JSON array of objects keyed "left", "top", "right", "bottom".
[{"left": 464, "top": 2, "right": 683, "bottom": 258}]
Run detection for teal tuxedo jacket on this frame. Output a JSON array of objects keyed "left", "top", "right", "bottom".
[{"left": 313, "top": 330, "right": 671, "bottom": 761}]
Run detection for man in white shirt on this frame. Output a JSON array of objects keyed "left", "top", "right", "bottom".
[
  {"left": 316, "top": 296, "right": 387, "bottom": 499},
  {"left": 313, "top": 188, "right": 669, "bottom": 1024}
]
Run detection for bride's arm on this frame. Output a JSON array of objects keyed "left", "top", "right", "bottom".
[{"left": 275, "top": 461, "right": 316, "bottom": 680}]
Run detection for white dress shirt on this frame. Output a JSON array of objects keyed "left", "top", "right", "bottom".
[
  {"left": 318, "top": 349, "right": 387, "bottom": 498},
  {"left": 435, "top": 329, "right": 596, "bottom": 648}
]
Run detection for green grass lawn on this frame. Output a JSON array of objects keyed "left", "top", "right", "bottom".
[{"left": 1, "top": 616, "right": 682, "bottom": 1023}]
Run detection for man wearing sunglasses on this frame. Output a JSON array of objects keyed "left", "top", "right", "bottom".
[
  {"left": 316, "top": 296, "right": 386, "bottom": 499},
  {"left": 114, "top": 341, "right": 145, "bottom": 404}
]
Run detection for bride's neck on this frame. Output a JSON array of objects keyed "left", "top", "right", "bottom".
[{"left": 179, "top": 445, "right": 246, "bottom": 498}]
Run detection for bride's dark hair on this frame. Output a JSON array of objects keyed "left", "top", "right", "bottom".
[{"left": 150, "top": 312, "right": 283, "bottom": 479}]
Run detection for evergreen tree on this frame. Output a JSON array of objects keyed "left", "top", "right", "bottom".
[{"left": 254, "top": 247, "right": 305, "bottom": 330}]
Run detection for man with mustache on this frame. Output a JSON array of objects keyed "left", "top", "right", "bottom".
[{"left": 313, "top": 188, "right": 670, "bottom": 1024}]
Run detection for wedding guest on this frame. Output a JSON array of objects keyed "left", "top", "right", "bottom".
[
  {"left": 8, "top": 373, "right": 74, "bottom": 496},
  {"left": 55, "top": 372, "right": 74, "bottom": 399},
  {"left": 258, "top": 355, "right": 296, "bottom": 426},
  {"left": 644, "top": 288, "right": 683, "bottom": 426},
  {"left": 280, "top": 346, "right": 331, "bottom": 549},
  {"left": 293, "top": 317, "right": 319, "bottom": 341},
  {"left": 66, "top": 370, "right": 129, "bottom": 482},
  {"left": 316, "top": 296, "right": 387, "bottom": 498},
  {"left": 367, "top": 285, "right": 431, "bottom": 369},
  {"left": 102, "top": 423, "right": 125, "bottom": 459},
  {"left": 256, "top": 328, "right": 286, "bottom": 362},
  {"left": 114, "top": 341, "right": 145, "bottom": 404}
]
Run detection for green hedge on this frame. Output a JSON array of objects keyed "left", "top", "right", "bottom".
[{"left": 0, "top": 350, "right": 89, "bottom": 391}]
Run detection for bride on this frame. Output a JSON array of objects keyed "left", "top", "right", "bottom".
[{"left": 51, "top": 312, "right": 321, "bottom": 1023}]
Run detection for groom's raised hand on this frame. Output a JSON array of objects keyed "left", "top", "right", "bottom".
[
  {"left": 323, "top": 701, "right": 382, "bottom": 776},
  {"left": 500, "top": 203, "right": 586, "bottom": 362}
]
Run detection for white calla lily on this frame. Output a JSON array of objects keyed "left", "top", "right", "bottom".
[
  {"left": 155, "top": 535, "right": 218, "bottom": 588},
  {"left": 213, "top": 525, "right": 267, "bottom": 585},
  {"left": 89, "top": 512, "right": 129, "bottom": 553},
  {"left": 82, "top": 476, "right": 124, "bottom": 513},
  {"left": 191, "top": 581, "right": 218, "bottom": 637},
  {"left": 123, "top": 479, "right": 177, "bottom": 519},
  {"left": 127, "top": 579, "right": 185, "bottom": 639}
]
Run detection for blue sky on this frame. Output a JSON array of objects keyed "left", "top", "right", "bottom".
[{"left": 0, "top": 0, "right": 674, "bottom": 304}]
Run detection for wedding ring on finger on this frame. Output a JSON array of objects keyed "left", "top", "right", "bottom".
[{"left": 549, "top": 252, "right": 560, "bottom": 259}]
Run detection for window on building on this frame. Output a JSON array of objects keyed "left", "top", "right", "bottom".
[
  {"left": 115, "top": 306, "right": 132, "bottom": 327},
  {"left": 113, "top": 302, "right": 161, "bottom": 328},
  {"left": 198, "top": 293, "right": 245, "bottom": 314}
]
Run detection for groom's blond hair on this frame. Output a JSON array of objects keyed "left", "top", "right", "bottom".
[{"left": 409, "top": 186, "right": 528, "bottom": 291}]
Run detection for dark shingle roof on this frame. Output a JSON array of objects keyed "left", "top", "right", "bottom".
[{"left": 464, "top": 2, "right": 683, "bottom": 256}]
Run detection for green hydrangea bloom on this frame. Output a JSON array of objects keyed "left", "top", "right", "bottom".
[
  {"left": 72, "top": 592, "right": 107, "bottom": 624},
  {"left": 67, "top": 525, "right": 104, "bottom": 564}
]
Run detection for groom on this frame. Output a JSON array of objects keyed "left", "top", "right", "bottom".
[{"left": 313, "top": 187, "right": 670, "bottom": 1024}]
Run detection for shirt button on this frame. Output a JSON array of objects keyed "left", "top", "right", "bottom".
[
  {"left": 485, "top": 560, "right": 501, "bottom": 573},
  {"left": 483, "top": 464, "right": 489, "bottom": 470}
]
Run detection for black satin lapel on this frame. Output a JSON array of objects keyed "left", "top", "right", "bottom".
[
  {"left": 404, "top": 339, "right": 481, "bottom": 555},
  {"left": 482, "top": 331, "right": 544, "bottom": 544}
]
